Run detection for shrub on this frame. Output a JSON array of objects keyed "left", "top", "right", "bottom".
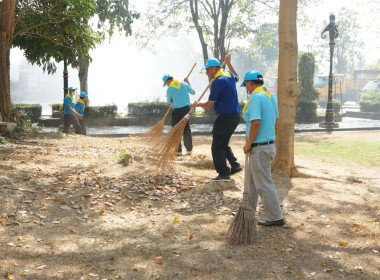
[
  {"left": 13, "top": 104, "right": 42, "bottom": 122},
  {"left": 332, "top": 99, "right": 341, "bottom": 115},
  {"left": 127, "top": 102, "right": 169, "bottom": 116},
  {"left": 359, "top": 90, "right": 380, "bottom": 112},
  {"left": 51, "top": 103, "right": 63, "bottom": 118},
  {"left": 296, "top": 98, "right": 318, "bottom": 123},
  {"left": 85, "top": 105, "right": 118, "bottom": 118}
]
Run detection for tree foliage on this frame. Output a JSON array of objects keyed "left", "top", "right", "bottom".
[{"left": 136, "top": 0, "right": 277, "bottom": 63}]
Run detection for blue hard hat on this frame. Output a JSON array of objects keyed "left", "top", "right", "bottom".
[
  {"left": 240, "top": 71, "right": 264, "bottom": 87},
  {"left": 201, "top": 58, "right": 221, "bottom": 71},
  {"left": 80, "top": 92, "right": 88, "bottom": 98},
  {"left": 162, "top": 74, "right": 171, "bottom": 87},
  {"left": 68, "top": 86, "right": 77, "bottom": 91}
]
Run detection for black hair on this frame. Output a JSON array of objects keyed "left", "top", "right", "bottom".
[{"left": 252, "top": 80, "right": 264, "bottom": 85}]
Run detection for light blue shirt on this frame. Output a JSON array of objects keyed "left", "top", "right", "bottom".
[
  {"left": 63, "top": 94, "right": 75, "bottom": 115},
  {"left": 243, "top": 90, "right": 278, "bottom": 143},
  {"left": 166, "top": 80, "right": 195, "bottom": 109}
]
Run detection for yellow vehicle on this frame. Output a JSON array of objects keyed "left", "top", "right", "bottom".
[{"left": 314, "top": 70, "right": 380, "bottom": 104}]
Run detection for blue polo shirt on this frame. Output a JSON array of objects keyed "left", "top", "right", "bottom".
[
  {"left": 166, "top": 80, "right": 195, "bottom": 109},
  {"left": 208, "top": 70, "right": 240, "bottom": 114},
  {"left": 63, "top": 94, "right": 75, "bottom": 115},
  {"left": 243, "top": 88, "right": 278, "bottom": 143},
  {"left": 76, "top": 99, "right": 85, "bottom": 116}
]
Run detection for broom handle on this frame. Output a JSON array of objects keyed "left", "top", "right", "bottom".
[
  {"left": 186, "top": 63, "right": 197, "bottom": 79},
  {"left": 188, "top": 60, "right": 227, "bottom": 115},
  {"left": 243, "top": 153, "right": 249, "bottom": 193}
]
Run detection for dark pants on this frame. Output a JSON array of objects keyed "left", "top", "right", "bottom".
[
  {"left": 78, "top": 118, "right": 87, "bottom": 135},
  {"left": 211, "top": 113, "right": 241, "bottom": 176},
  {"left": 63, "top": 114, "right": 83, "bottom": 134},
  {"left": 171, "top": 105, "right": 192, "bottom": 153}
]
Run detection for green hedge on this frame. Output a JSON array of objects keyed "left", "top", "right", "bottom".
[
  {"left": 359, "top": 90, "right": 380, "bottom": 112},
  {"left": 84, "top": 105, "right": 118, "bottom": 118},
  {"left": 128, "top": 102, "right": 169, "bottom": 116},
  {"left": 13, "top": 104, "right": 42, "bottom": 122},
  {"left": 296, "top": 98, "right": 318, "bottom": 123},
  {"left": 332, "top": 99, "right": 341, "bottom": 115}
]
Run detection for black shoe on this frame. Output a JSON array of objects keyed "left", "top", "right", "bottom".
[
  {"left": 258, "top": 219, "right": 285, "bottom": 227},
  {"left": 211, "top": 175, "right": 231, "bottom": 181},
  {"left": 230, "top": 165, "right": 243, "bottom": 175}
]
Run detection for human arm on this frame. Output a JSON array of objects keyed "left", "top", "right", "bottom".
[
  {"left": 195, "top": 100, "right": 215, "bottom": 109},
  {"left": 67, "top": 105, "right": 83, "bottom": 120},
  {"left": 224, "top": 53, "right": 239, "bottom": 83},
  {"left": 243, "top": 119, "right": 260, "bottom": 154}
]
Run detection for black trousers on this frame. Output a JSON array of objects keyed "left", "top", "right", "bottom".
[
  {"left": 63, "top": 114, "right": 83, "bottom": 134},
  {"left": 211, "top": 113, "right": 241, "bottom": 176},
  {"left": 171, "top": 105, "right": 192, "bottom": 153},
  {"left": 78, "top": 118, "right": 87, "bottom": 135}
]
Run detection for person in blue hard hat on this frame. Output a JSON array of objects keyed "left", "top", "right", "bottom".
[
  {"left": 75, "top": 91, "right": 88, "bottom": 135},
  {"left": 163, "top": 74, "right": 195, "bottom": 155},
  {"left": 241, "top": 70, "right": 284, "bottom": 227},
  {"left": 194, "top": 53, "right": 243, "bottom": 181},
  {"left": 63, "top": 86, "right": 83, "bottom": 134}
]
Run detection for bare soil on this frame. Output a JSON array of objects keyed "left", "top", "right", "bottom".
[{"left": 0, "top": 131, "right": 379, "bottom": 280}]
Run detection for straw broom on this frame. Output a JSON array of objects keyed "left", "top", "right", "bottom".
[
  {"left": 153, "top": 61, "right": 227, "bottom": 169},
  {"left": 142, "top": 63, "right": 197, "bottom": 145},
  {"left": 227, "top": 154, "right": 256, "bottom": 245}
]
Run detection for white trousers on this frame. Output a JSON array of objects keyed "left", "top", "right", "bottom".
[{"left": 246, "top": 143, "right": 283, "bottom": 221}]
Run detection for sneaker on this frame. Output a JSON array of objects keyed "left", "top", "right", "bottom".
[
  {"left": 230, "top": 165, "right": 243, "bottom": 175},
  {"left": 186, "top": 151, "right": 192, "bottom": 156},
  {"left": 211, "top": 175, "right": 231, "bottom": 181},
  {"left": 258, "top": 219, "right": 285, "bottom": 227}
]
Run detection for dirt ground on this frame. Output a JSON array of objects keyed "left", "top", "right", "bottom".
[{"left": 0, "top": 131, "right": 379, "bottom": 280}]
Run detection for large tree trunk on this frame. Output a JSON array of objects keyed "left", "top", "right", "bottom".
[
  {"left": 190, "top": 0, "right": 209, "bottom": 64},
  {"left": 272, "top": 0, "right": 300, "bottom": 176},
  {"left": 78, "top": 55, "right": 89, "bottom": 94},
  {"left": 0, "top": 0, "right": 16, "bottom": 121}
]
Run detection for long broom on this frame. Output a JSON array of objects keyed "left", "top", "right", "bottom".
[
  {"left": 142, "top": 63, "right": 197, "bottom": 145},
  {"left": 227, "top": 154, "right": 256, "bottom": 245},
  {"left": 153, "top": 60, "right": 227, "bottom": 169}
]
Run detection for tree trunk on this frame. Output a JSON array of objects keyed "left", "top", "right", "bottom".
[
  {"left": 78, "top": 55, "right": 89, "bottom": 94},
  {"left": 272, "top": 0, "right": 300, "bottom": 176},
  {"left": 190, "top": 0, "right": 209, "bottom": 64},
  {"left": 0, "top": 0, "right": 16, "bottom": 121}
]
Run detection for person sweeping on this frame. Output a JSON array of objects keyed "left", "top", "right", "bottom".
[
  {"left": 143, "top": 63, "right": 196, "bottom": 145},
  {"left": 162, "top": 73, "right": 196, "bottom": 156},
  {"left": 240, "top": 70, "right": 284, "bottom": 227}
]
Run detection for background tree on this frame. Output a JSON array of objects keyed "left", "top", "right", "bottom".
[
  {"left": 136, "top": 0, "right": 277, "bottom": 63},
  {"left": 0, "top": 0, "right": 100, "bottom": 120},
  {"left": 78, "top": 0, "right": 139, "bottom": 95},
  {"left": 272, "top": 0, "right": 300, "bottom": 176}
]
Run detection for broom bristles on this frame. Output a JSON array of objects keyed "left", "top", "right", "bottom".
[
  {"left": 153, "top": 120, "right": 187, "bottom": 169},
  {"left": 142, "top": 119, "right": 166, "bottom": 145},
  {"left": 227, "top": 190, "right": 256, "bottom": 245}
]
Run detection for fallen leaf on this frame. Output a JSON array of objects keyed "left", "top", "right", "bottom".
[
  {"left": 132, "top": 268, "right": 138, "bottom": 272},
  {"left": 338, "top": 241, "right": 347, "bottom": 246},
  {"left": 285, "top": 268, "right": 292, "bottom": 273},
  {"left": 174, "top": 217, "right": 179, "bottom": 222},
  {"left": 155, "top": 257, "right": 163, "bottom": 265},
  {"left": 324, "top": 269, "right": 333, "bottom": 273},
  {"left": 36, "top": 265, "right": 47, "bottom": 270}
]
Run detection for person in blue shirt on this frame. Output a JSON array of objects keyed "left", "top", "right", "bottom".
[
  {"left": 63, "top": 86, "right": 83, "bottom": 134},
  {"left": 163, "top": 74, "right": 195, "bottom": 155},
  {"left": 241, "top": 70, "right": 284, "bottom": 227},
  {"left": 76, "top": 91, "right": 88, "bottom": 135},
  {"left": 194, "top": 53, "right": 243, "bottom": 181}
]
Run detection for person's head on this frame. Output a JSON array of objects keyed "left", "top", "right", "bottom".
[
  {"left": 202, "top": 58, "right": 221, "bottom": 80},
  {"left": 80, "top": 91, "right": 88, "bottom": 99},
  {"left": 240, "top": 71, "right": 264, "bottom": 93},
  {"left": 162, "top": 74, "right": 174, "bottom": 87},
  {"left": 68, "top": 86, "right": 76, "bottom": 94}
]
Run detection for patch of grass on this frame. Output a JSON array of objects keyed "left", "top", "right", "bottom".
[
  {"left": 295, "top": 138, "right": 380, "bottom": 166},
  {"left": 0, "top": 136, "right": 8, "bottom": 144}
]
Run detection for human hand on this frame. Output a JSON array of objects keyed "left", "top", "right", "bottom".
[
  {"left": 78, "top": 114, "right": 83, "bottom": 120},
  {"left": 192, "top": 101, "right": 199, "bottom": 108},
  {"left": 184, "top": 77, "right": 189, "bottom": 84},
  {"left": 225, "top": 53, "right": 231, "bottom": 65},
  {"left": 243, "top": 142, "right": 251, "bottom": 154}
]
